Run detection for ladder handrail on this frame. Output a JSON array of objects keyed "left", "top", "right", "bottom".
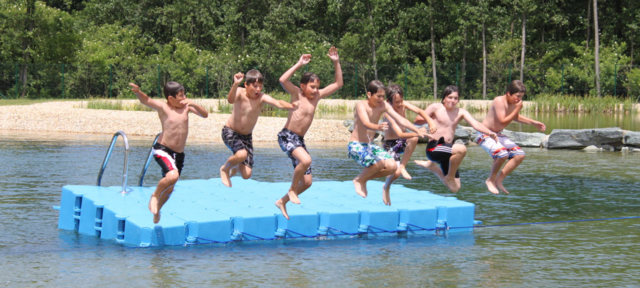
[
  {"left": 138, "top": 132, "right": 162, "bottom": 186},
  {"left": 96, "top": 131, "right": 130, "bottom": 194}
]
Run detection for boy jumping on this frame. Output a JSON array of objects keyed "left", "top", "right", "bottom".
[
  {"left": 129, "top": 82, "right": 209, "bottom": 223},
  {"left": 275, "top": 47, "right": 343, "bottom": 220},
  {"left": 220, "top": 70, "right": 298, "bottom": 187},
  {"left": 349, "top": 80, "right": 429, "bottom": 206},
  {"left": 414, "top": 85, "right": 497, "bottom": 193},
  {"left": 382, "top": 83, "right": 437, "bottom": 193},
  {"left": 476, "top": 80, "right": 545, "bottom": 194}
]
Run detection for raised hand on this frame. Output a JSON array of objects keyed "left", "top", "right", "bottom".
[
  {"left": 327, "top": 46, "right": 339, "bottom": 62},
  {"left": 298, "top": 54, "right": 312, "bottom": 66},
  {"left": 129, "top": 83, "right": 141, "bottom": 94},
  {"left": 233, "top": 72, "right": 244, "bottom": 85},
  {"left": 180, "top": 98, "right": 193, "bottom": 107}
]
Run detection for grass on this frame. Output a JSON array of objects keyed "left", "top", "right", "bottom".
[
  {"left": 0, "top": 98, "right": 77, "bottom": 106},
  {"left": 80, "top": 100, "right": 154, "bottom": 111},
  {"left": 527, "top": 94, "right": 637, "bottom": 113}
]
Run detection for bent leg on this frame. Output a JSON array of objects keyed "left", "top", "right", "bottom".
[
  {"left": 443, "top": 144, "right": 466, "bottom": 193},
  {"left": 237, "top": 164, "right": 253, "bottom": 180},
  {"left": 485, "top": 157, "right": 507, "bottom": 194},
  {"left": 150, "top": 170, "right": 179, "bottom": 223},
  {"left": 495, "top": 155, "right": 525, "bottom": 194},
  {"left": 399, "top": 136, "right": 418, "bottom": 179},
  {"left": 220, "top": 149, "right": 248, "bottom": 187},
  {"left": 276, "top": 174, "right": 312, "bottom": 220}
]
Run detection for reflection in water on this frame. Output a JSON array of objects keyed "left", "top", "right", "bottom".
[{"left": 0, "top": 130, "right": 639, "bottom": 286}]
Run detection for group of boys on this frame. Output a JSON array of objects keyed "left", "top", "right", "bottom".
[{"left": 129, "top": 47, "right": 545, "bottom": 224}]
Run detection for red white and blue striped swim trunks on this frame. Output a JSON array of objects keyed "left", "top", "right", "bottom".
[
  {"left": 152, "top": 143, "right": 185, "bottom": 177},
  {"left": 474, "top": 132, "right": 525, "bottom": 159}
]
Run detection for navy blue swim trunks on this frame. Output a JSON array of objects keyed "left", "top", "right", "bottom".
[
  {"left": 277, "top": 128, "right": 312, "bottom": 175},
  {"left": 426, "top": 137, "right": 460, "bottom": 178},
  {"left": 221, "top": 125, "right": 254, "bottom": 168}
]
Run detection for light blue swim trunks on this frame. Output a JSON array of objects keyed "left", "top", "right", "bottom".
[{"left": 348, "top": 141, "right": 393, "bottom": 167}]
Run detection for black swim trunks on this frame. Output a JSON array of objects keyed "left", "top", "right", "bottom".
[
  {"left": 221, "top": 125, "right": 254, "bottom": 168},
  {"left": 426, "top": 137, "right": 460, "bottom": 178},
  {"left": 152, "top": 143, "right": 185, "bottom": 177},
  {"left": 383, "top": 139, "right": 407, "bottom": 162},
  {"left": 277, "top": 128, "right": 312, "bottom": 175}
]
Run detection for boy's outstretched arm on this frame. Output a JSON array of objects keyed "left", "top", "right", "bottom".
[
  {"left": 515, "top": 114, "right": 546, "bottom": 131},
  {"left": 319, "top": 47, "right": 343, "bottom": 98},
  {"left": 262, "top": 95, "right": 299, "bottom": 110},
  {"left": 183, "top": 99, "right": 209, "bottom": 118},
  {"left": 227, "top": 72, "right": 244, "bottom": 104},
  {"left": 461, "top": 110, "right": 498, "bottom": 140},
  {"left": 385, "top": 113, "right": 420, "bottom": 139},
  {"left": 129, "top": 83, "right": 163, "bottom": 110},
  {"left": 404, "top": 102, "right": 437, "bottom": 134},
  {"left": 385, "top": 102, "right": 430, "bottom": 139},
  {"left": 279, "top": 54, "right": 311, "bottom": 96}
]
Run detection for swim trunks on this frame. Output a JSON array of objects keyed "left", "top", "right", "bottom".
[
  {"left": 474, "top": 132, "right": 525, "bottom": 159},
  {"left": 348, "top": 141, "right": 393, "bottom": 168},
  {"left": 277, "top": 128, "right": 312, "bottom": 175},
  {"left": 426, "top": 137, "right": 460, "bottom": 178},
  {"left": 221, "top": 125, "right": 254, "bottom": 168},
  {"left": 153, "top": 143, "right": 185, "bottom": 177},
  {"left": 383, "top": 139, "right": 407, "bottom": 162}
]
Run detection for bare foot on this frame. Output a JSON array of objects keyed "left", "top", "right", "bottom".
[
  {"left": 400, "top": 166, "right": 412, "bottom": 180},
  {"left": 443, "top": 176, "right": 458, "bottom": 193},
  {"left": 496, "top": 181, "right": 510, "bottom": 194},
  {"left": 485, "top": 179, "right": 500, "bottom": 195},
  {"left": 382, "top": 183, "right": 391, "bottom": 206},
  {"left": 353, "top": 178, "right": 368, "bottom": 198},
  {"left": 275, "top": 199, "right": 289, "bottom": 220},
  {"left": 149, "top": 196, "right": 159, "bottom": 214},
  {"left": 288, "top": 189, "right": 301, "bottom": 204},
  {"left": 153, "top": 212, "right": 161, "bottom": 224},
  {"left": 220, "top": 165, "right": 232, "bottom": 187},
  {"left": 414, "top": 160, "right": 432, "bottom": 169}
]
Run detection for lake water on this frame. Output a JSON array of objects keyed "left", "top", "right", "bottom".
[{"left": 1, "top": 130, "right": 639, "bottom": 287}]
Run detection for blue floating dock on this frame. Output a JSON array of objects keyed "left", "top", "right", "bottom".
[{"left": 57, "top": 179, "right": 477, "bottom": 247}]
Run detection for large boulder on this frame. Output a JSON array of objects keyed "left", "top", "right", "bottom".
[
  {"left": 547, "top": 127, "right": 625, "bottom": 150},
  {"left": 623, "top": 131, "right": 640, "bottom": 147},
  {"left": 500, "top": 130, "right": 547, "bottom": 147}
]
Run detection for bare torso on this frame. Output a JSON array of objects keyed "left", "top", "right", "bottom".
[
  {"left": 225, "top": 88, "right": 265, "bottom": 135},
  {"left": 428, "top": 103, "right": 464, "bottom": 143},
  {"left": 482, "top": 95, "right": 515, "bottom": 132},
  {"left": 283, "top": 93, "right": 320, "bottom": 136},
  {"left": 157, "top": 103, "right": 190, "bottom": 153},
  {"left": 350, "top": 101, "right": 386, "bottom": 142}
]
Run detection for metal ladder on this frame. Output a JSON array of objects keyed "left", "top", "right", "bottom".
[
  {"left": 96, "top": 131, "right": 130, "bottom": 194},
  {"left": 138, "top": 133, "right": 162, "bottom": 187}
]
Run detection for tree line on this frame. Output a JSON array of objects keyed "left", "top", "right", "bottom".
[{"left": 0, "top": 0, "right": 638, "bottom": 99}]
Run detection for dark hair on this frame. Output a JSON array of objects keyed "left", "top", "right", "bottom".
[
  {"left": 441, "top": 85, "right": 459, "bottom": 104},
  {"left": 367, "top": 80, "right": 385, "bottom": 95},
  {"left": 385, "top": 83, "right": 404, "bottom": 104},
  {"left": 245, "top": 69, "right": 264, "bottom": 85},
  {"left": 164, "top": 81, "right": 185, "bottom": 100},
  {"left": 506, "top": 80, "right": 526, "bottom": 95},
  {"left": 301, "top": 72, "right": 320, "bottom": 84}
]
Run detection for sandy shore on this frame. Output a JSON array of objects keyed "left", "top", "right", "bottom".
[{"left": 0, "top": 100, "right": 352, "bottom": 142}]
